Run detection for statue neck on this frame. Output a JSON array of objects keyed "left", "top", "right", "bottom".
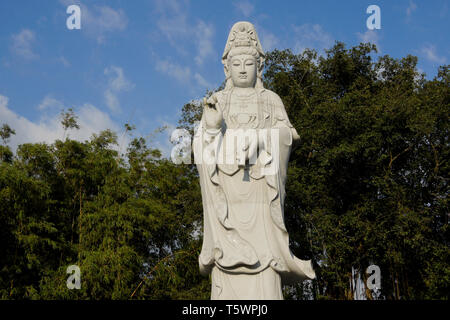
[{"left": 232, "top": 86, "right": 256, "bottom": 96}]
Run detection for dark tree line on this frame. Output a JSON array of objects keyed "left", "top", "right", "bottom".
[{"left": 0, "top": 42, "right": 448, "bottom": 299}]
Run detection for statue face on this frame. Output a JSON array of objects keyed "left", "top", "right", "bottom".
[{"left": 229, "top": 54, "right": 257, "bottom": 88}]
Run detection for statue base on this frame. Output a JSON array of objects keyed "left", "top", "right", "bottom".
[{"left": 211, "top": 266, "right": 283, "bottom": 300}]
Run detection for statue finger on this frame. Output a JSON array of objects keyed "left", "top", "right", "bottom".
[
  {"left": 204, "top": 97, "right": 216, "bottom": 112},
  {"left": 206, "top": 97, "right": 216, "bottom": 107},
  {"left": 210, "top": 93, "right": 218, "bottom": 105}
]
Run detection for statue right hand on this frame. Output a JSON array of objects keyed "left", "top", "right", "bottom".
[{"left": 203, "top": 94, "right": 223, "bottom": 130}]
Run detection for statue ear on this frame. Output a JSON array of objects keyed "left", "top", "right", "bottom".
[{"left": 223, "top": 64, "right": 229, "bottom": 78}]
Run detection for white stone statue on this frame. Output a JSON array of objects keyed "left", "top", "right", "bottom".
[{"left": 193, "top": 21, "right": 315, "bottom": 300}]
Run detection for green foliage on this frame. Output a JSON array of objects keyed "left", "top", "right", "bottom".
[
  {"left": 0, "top": 124, "right": 16, "bottom": 145},
  {"left": 0, "top": 125, "right": 207, "bottom": 299},
  {"left": 60, "top": 108, "right": 80, "bottom": 140},
  {"left": 263, "top": 43, "right": 449, "bottom": 300}
]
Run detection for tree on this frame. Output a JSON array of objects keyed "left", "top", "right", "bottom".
[
  {"left": 0, "top": 124, "right": 15, "bottom": 163},
  {"left": 262, "top": 43, "right": 449, "bottom": 299},
  {"left": 0, "top": 124, "right": 15, "bottom": 145},
  {"left": 0, "top": 42, "right": 448, "bottom": 300},
  {"left": 60, "top": 108, "right": 80, "bottom": 140}
]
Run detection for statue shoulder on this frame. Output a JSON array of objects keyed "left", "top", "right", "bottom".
[
  {"left": 214, "top": 89, "right": 227, "bottom": 96},
  {"left": 261, "top": 89, "right": 285, "bottom": 107},
  {"left": 210, "top": 90, "right": 228, "bottom": 105}
]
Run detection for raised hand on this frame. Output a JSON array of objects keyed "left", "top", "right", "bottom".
[{"left": 203, "top": 94, "right": 223, "bottom": 130}]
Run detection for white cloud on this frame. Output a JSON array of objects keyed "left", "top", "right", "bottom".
[
  {"left": 59, "top": 56, "right": 71, "bottom": 67},
  {"left": 10, "top": 29, "right": 38, "bottom": 60},
  {"left": 0, "top": 95, "right": 8, "bottom": 109},
  {"left": 0, "top": 94, "right": 122, "bottom": 152},
  {"left": 194, "top": 21, "right": 215, "bottom": 65},
  {"left": 406, "top": 1, "right": 417, "bottom": 17},
  {"left": 37, "top": 95, "right": 65, "bottom": 110},
  {"left": 91, "top": 6, "right": 128, "bottom": 41},
  {"left": 420, "top": 45, "right": 446, "bottom": 64},
  {"left": 104, "top": 90, "right": 120, "bottom": 113},
  {"left": 155, "top": 59, "right": 213, "bottom": 90},
  {"left": 60, "top": 0, "right": 127, "bottom": 44},
  {"left": 103, "top": 66, "right": 134, "bottom": 113},
  {"left": 292, "top": 24, "right": 333, "bottom": 54},
  {"left": 156, "top": 60, "right": 191, "bottom": 83},
  {"left": 357, "top": 30, "right": 381, "bottom": 50},
  {"left": 105, "top": 66, "right": 134, "bottom": 92},
  {"left": 233, "top": 1, "right": 254, "bottom": 17},
  {"left": 258, "top": 27, "right": 279, "bottom": 52},
  {"left": 154, "top": 0, "right": 215, "bottom": 65},
  {"left": 154, "top": 0, "right": 189, "bottom": 43},
  {"left": 194, "top": 73, "right": 212, "bottom": 88}
]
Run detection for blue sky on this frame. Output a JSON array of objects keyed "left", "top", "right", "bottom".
[{"left": 0, "top": 0, "right": 448, "bottom": 156}]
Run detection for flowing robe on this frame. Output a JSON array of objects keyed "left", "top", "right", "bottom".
[{"left": 193, "top": 88, "right": 315, "bottom": 299}]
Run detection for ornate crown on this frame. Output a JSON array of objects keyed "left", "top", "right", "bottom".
[{"left": 222, "top": 21, "right": 264, "bottom": 61}]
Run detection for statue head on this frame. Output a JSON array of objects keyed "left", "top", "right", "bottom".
[{"left": 222, "top": 21, "right": 265, "bottom": 89}]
